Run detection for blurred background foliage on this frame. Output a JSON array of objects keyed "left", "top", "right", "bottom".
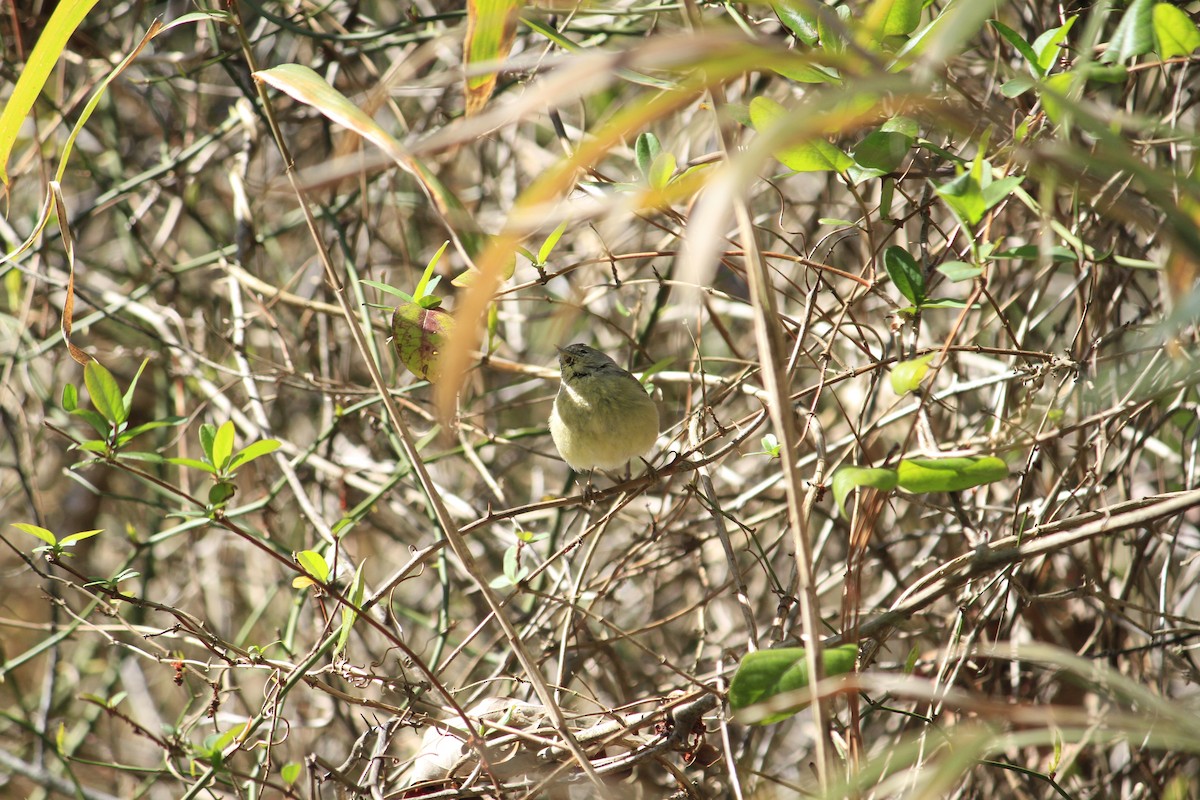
[{"left": 2, "top": 0, "right": 1200, "bottom": 797}]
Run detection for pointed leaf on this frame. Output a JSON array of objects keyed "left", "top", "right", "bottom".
[
  {"left": 832, "top": 466, "right": 898, "bottom": 517},
  {"left": 883, "top": 246, "right": 925, "bottom": 306},
  {"left": 1103, "top": 0, "right": 1153, "bottom": 64},
  {"left": 199, "top": 423, "right": 217, "bottom": 463},
  {"left": 648, "top": 151, "right": 676, "bottom": 190},
  {"left": 62, "top": 383, "right": 78, "bottom": 412},
  {"left": 121, "top": 359, "right": 150, "bottom": 420},
  {"left": 12, "top": 523, "right": 57, "bottom": 546},
  {"left": 296, "top": 549, "right": 330, "bottom": 583},
  {"left": 749, "top": 96, "right": 852, "bottom": 173},
  {"left": 729, "top": 644, "right": 859, "bottom": 724},
  {"left": 897, "top": 456, "right": 1009, "bottom": 494},
  {"left": 211, "top": 421, "right": 236, "bottom": 473},
  {"left": 167, "top": 457, "right": 219, "bottom": 475},
  {"left": 227, "top": 439, "right": 281, "bottom": 472},
  {"left": 84, "top": 361, "right": 126, "bottom": 426},
  {"left": 936, "top": 260, "right": 981, "bottom": 282},
  {"left": 635, "top": 132, "right": 662, "bottom": 181},
  {"left": 1153, "top": 3, "right": 1200, "bottom": 59},
  {"left": 391, "top": 301, "right": 455, "bottom": 382},
  {"left": 538, "top": 219, "right": 570, "bottom": 265},
  {"left": 1033, "top": 17, "right": 1076, "bottom": 75},
  {"left": 989, "top": 19, "right": 1041, "bottom": 75},
  {"left": 464, "top": 0, "right": 520, "bottom": 115},
  {"left": 60, "top": 529, "right": 103, "bottom": 546},
  {"left": 335, "top": 561, "right": 366, "bottom": 655},
  {"left": 414, "top": 241, "right": 450, "bottom": 301},
  {"left": 0, "top": 0, "right": 101, "bottom": 184}
]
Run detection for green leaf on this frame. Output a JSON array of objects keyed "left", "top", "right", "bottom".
[
  {"left": 227, "top": 439, "right": 281, "bottom": 473},
  {"left": 648, "top": 151, "right": 676, "bottom": 190},
  {"left": 199, "top": 423, "right": 217, "bottom": 463},
  {"left": 12, "top": 523, "right": 57, "bottom": 546},
  {"left": 121, "top": 359, "right": 149, "bottom": 421},
  {"left": 84, "top": 361, "right": 126, "bottom": 426},
  {"left": 391, "top": 301, "right": 456, "bottom": 382},
  {"left": 773, "top": 0, "right": 819, "bottom": 45},
  {"left": 883, "top": 246, "right": 925, "bottom": 306},
  {"left": 538, "top": 219, "right": 570, "bottom": 265},
  {"left": 207, "top": 481, "right": 236, "bottom": 508},
  {"left": 635, "top": 132, "right": 662, "bottom": 181},
  {"left": 463, "top": 0, "right": 520, "bottom": 114},
  {"left": 849, "top": 125, "right": 913, "bottom": 181},
  {"left": 890, "top": 354, "right": 936, "bottom": 395},
  {"left": 116, "top": 417, "right": 186, "bottom": 447},
  {"left": 62, "top": 383, "right": 78, "bottom": 412},
  {"left": 70, "top": 408, "right": 111, "bottom": 439},
  {"left": 414, "top": 241, "right": 450, "bottom": 301},
  {"left": 296, "top": 550, "right": 330, "bottom": 584},
  {"left": 832, "top": 467, "right": 899, "bottom": 517},
  {"left": 359, "top": 280, "right": 413, "bottom": 302},
  {"left": 1103, "top": 0, "right": 1154, "bottom": 64},
  {"left": 989, "top": 19, "right": 1041, "bottom": 75},
  {"left": 936, "top": 260, "right": 982, "bottom": 281},
  {"left": 728, "top": 644, "right": 858, "bottom": 724},
  {"left": 60, "top": 528, "right": 103, "bottom": 546},
  {"left": 989, "top": 244, "right": 1076, "bottom": 262},
  {"left": 1153, "top": 3, "right": 1200, "bottom": 59},
  {"left": 980, "top": 175, "right": 1023, "bottom": 210},
  {"left": 211, "top": 421, "right": 235, "bottom": 473},
  {"left": 865, "top": 0, "right": 922, "bottom": 39},
  {"left": 918, "top": 299, "right": 974, "bottom": 310},
  {"left": 167, "top": 457, "right": 218, "bottom": 475},
  {"left": 897, "top": 456, "right": 1009, "bottom": 494},
  {"left": 748, "top": 96, "right": 852, "bottom": 173},
  {"left": 281, "top": 763, "right": 302, "bottom": 785},
  {"left": 1032, "top": 17, "right": 1076, "bottom": 74},
  {"left": 0, "top": 0, "right": 101, "bottom": 184},
  {"left": 935, "top": 169, "right": 986, "bottom": 226},
  {"left": 335, "top": 561, "right": 366, "bottom": 656}
]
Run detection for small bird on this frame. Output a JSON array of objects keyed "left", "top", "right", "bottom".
[{"left": 549, "top": 343, "right": 660, "bottom": 472}]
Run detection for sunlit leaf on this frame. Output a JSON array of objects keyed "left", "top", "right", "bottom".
[
  {"left": 832, "top": 467, "right": 899, "bottom": 517},
  {"left": 392, "top": 301, "right": 456, "bottom": 382},
  {"left": 883, "top": 246, "right": 925, "bottom": 306},
  {"left": 748, "top": 96, "right": 852, "bottom": 173},
  {"left": 936, "top": 260, "right": 982, "bottom": 281},
  {"left": 1152, "top": 3, "right": 1200, "bottom": 59},
  {"left": 84, "top": 361, "right": 126, "bottom": 427},
  {"left": 464, "top": 0, "right": 520, "bottom": 115},
  {"left": 890, "top": 354, "right": 935, "bottom": 395},
  {"left": 897, "top": 456, "right": 1009, "bottom": 494},
  {"left": 296, "top": 550, "right": 329, "bottom": 584},
  {"left": 865, "top": 0, "right": 922, "bottom": 39},
  {"left": 211, "top": 421, "right": 236, "bottom": 473},
  {"left": 12, "top": 523, "right": 57, "bottom": 546},
  {"left": 729, "top": 644, "right": 858, "bottom": 724},
  {"left": 0, "top": 0, "right": 101, "bottom": 184},
  {"left": 1102, "top": 0, "right": 1153, "bottom": 64}
]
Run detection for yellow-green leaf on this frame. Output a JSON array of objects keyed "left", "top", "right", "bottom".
[
  {"left": 890, "top": 354, "right": 935, "bottom": 395},
  {"left": 897, "top": 456, "right": 1008, "bottom": 494},
  {"left": 0, "top": 0, "right": 101, "bottom": 184},
  {"left": 464, "top": 0, "right": 520, "bottom": 115},
  {"left": 1153, "top": 3, "right": 1200, "bottom": 59},
  {"left": 392, "top": 301, "right": 456, "bottom": 382}
]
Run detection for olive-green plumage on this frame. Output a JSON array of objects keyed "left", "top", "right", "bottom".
[{"left": 549, "top": 343, "right": 660, "bottom": 471}]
